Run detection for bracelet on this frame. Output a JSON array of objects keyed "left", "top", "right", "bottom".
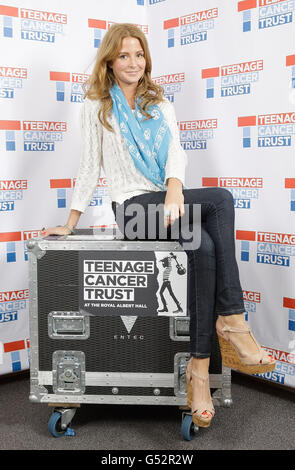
[{"left": 65, "top": 224, "right": 75, "bottom": 234}]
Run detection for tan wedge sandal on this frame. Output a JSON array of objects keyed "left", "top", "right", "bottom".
[
  {"left": 216, "top": 317, "right": 276, "bottom": 374},
  {"left": 186, "top": 358, "right": 215, "bottom": 428}
]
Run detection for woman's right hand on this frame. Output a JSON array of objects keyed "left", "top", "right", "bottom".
[{"left": 40, "top": 225, "right": 72, "bottom": 237}]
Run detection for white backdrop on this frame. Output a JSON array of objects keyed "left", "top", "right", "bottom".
[{"left": 0, "top": 0, "right": 294, "bottom": 388}]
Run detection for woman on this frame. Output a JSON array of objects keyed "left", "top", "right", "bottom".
[{"left": 41, "top": 23, "right": 276, "bottom": 428}]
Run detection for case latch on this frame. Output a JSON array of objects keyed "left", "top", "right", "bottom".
[
  {"left": 174, "top": 352, "right": 190, "bottom": 397},
  {"left": 52, "top": 351, "right": 85, "bottom": 395}
]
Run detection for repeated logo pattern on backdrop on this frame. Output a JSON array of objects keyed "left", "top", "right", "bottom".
[
  {"left": 49, "top": 72, "right": 90, "bottom": 103},
  {"left": 238, "top": 0, "right": 295, "bottom": 32},
  {"left": 238, "top": 112, "right": 295, "bottom": 148},
  {"left": 0, "top": 5, "right": 67, "bottom": 42},
  {"left": 88, "top": 18, "right": 148, "bottom": 49},
  {"left": 203, "top": 177, "right": 263, "bottom": 209},
  {"left": 1, "top": 0, "right": 294, "bottom": 388},
  {"left": 163, "top": 7, "right": 218, "bottom": 48},
  {"left": 0, "top": 120, "right": 67, "bottom": 151},
  {"left": 0, "top": 66, "right": 28, "bottom": 99},
  {"left": 201, "top": 60, "right": 264, "bottom": 98}
]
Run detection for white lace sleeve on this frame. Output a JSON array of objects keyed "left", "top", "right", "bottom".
[
  {"left": 162, "top": 100, "right": 187, "bottom": 189},
  {"left": 70, "top": 99, "right": 102, "bottom": 213}
]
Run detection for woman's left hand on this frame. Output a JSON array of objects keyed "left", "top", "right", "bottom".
[{"left": 164, "top": 188, "right": 185, "bottom": 228}]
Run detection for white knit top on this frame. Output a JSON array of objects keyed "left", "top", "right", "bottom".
[{"left": 70, "top": 96, "right": 188, "bottom": 213}]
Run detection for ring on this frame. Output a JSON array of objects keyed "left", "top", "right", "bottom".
[{"left": 165, "top": 209, "right": 170, "bottom": 217}]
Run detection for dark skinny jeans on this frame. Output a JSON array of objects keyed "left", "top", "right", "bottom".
[{"left": 112, "top": 187, "right": 245, "bottom": 358}]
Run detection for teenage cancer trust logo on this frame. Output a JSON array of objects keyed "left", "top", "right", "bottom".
[
  {"left": 0, "top": 120, "right": 66, "bottom": 151},
  {"left": 0, "top": 5, "right": 67, "bottom": 42},
  {"left": 0, "top": 289, "right": 28, "bottom": 325},
  {"left": 163, "top": 7, "right": 218, "bottom": 47},
  {"left": 0, "top": 230, "right": 40, "bottom": 263},
  {"left": 238, "top": 112, "right": 295, "bottom": 148},
  {"left": 152, "top": 73, "right": 185, "bottom": 103},
  {"left": 50, "top": 72, "right": 90, "bottom": 103},
  {"left": 0, "top": 179, "right": 27, "bottom": 212},
  {"left": 202, "top": 60, "right": 263, "bottom": 98},
  {"left": 88, "top": 19, "right": 148, "bottom": 48},
  {"left": 283, "top": 297, "right": 295, "bottom": 332},
  {"left": 286, "top": 54, "right": 295, "bottom": 96},
  {"left": 179, "top": 118, "right": 217, "bottom": 150},
  {"left": 243, "top": 289, "right": 261, "bottom": 321},
  {"left": 238, "top": 0, "right": 295, "bottom": 32},
  {"left": 137, "top": 0, "right": 166, "bottom": 4},
  {"left": 202, "top": 177, "right": 263, "bottom": 209},
  {"left": 285, "top": 178, "right": 295, "bottom": 211},
  {"left": 50, "top": 177, "right": 108, "bottom": 209},
  {"left": 236, "top": 230, "right": 295, "bottom": 267},
  {"left": 0, "top": 67, "right": 28, "bottom": 99}
]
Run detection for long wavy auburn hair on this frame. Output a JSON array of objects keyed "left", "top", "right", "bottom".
[{"left": 83, "top": 23, "right": 165, "bottom": 132}]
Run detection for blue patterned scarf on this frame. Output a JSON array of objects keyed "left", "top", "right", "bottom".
[{"left": 110, "top": 83, "right": 172, "bottom": 189}]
